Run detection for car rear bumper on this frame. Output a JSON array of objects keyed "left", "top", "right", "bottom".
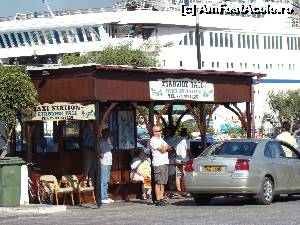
[{"left": 184, "top": 172, "right": 260, "bottom": 194}]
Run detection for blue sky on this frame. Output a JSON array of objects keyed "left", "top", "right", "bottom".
[{"left": 0, "top": 0, "right": 118, "bottom": 17}]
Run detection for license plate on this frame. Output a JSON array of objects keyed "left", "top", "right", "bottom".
[{"left": 204, "top": 166, "right": 221, "bottom": 172}]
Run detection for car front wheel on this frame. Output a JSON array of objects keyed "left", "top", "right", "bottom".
[{"left": 256, "top": 177, "right": 273, "bottom": 205}]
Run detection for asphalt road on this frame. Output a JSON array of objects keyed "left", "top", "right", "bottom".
[{"left": 1, "top": 195, "right": 300, "bottom": 225}]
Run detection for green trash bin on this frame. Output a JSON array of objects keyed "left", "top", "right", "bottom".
[{"left": 0, "top": 157, "right": 25, "bottom": 207}]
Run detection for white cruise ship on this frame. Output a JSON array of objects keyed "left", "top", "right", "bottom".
[{"left": 0, "top": 0, "right": 299, "bottom": 134}]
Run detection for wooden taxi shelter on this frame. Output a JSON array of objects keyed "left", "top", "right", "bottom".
[{"left": 11, "top": 64, "right": 265, "bottom": 205}]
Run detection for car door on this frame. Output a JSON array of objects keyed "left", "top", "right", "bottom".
[
  {"left": 265, "top": 141, "right": 290, "bottom": 191},
  {"left": 280, "top": 141, "right": 300, "bottom": 190}
]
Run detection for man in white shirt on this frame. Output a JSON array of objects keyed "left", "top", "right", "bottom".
[
  {"left": 276, "top": 122, "right": 298, "bottom": 157},
  {"left": 149, "top": 125, "right": 172, "bottom": 206},
  {"left": 99, "top": 128, "right": 114, "bottom": 204}
]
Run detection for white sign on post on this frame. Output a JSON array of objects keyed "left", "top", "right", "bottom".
[
  {"left": 149, "top": 78, "right": 214, "bottom": 101},
  {"left": 24, "top": 102, "right": 95, "bottom": 121}
]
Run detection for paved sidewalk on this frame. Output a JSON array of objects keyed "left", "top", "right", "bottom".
[{"left": 0, "top": 204, "right": 66, "bottom": 215}]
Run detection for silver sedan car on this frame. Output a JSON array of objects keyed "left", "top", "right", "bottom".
[{"left": 183, "top": 139, "right": 300, "bottom": 205}]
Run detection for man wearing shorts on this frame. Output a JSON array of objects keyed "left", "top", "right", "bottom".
[{"left": 150, "top": 125, "right": 172, "bottom": 206}]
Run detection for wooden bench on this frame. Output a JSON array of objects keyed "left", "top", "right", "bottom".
[{"left": 108, "top": 150, "right": 143, "bottom": 200}]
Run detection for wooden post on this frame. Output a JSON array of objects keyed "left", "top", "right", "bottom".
[
  {"left": 148, "top": 102, "right": 156, "bottom": 204},
  {"left": 246, "top": 102, "right": 252, "bottom": 138},
  {"left": 199, "top": 103, "right": 206, "bottom": 150},
  {"left": 94, "top": 101, "right": 102, "bottom": 207}
]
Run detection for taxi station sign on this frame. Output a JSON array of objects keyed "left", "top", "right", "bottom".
[
  {"left": 25, "top": 102, "right": 95, "bottom": 121},
  {"left": 149, "top": 78, "right": 214, "bottom": 101}
]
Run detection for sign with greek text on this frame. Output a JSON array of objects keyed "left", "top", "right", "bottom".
[
  {"left": 24, "top": 102, "right": 95, "bottom": 121},
  {"left": 149, "top": 78, "right": 214, "bottom": 101}
]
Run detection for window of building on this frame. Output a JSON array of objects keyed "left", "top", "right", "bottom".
[
  {"left": 290, "top": 37, "right": 294, "bottom": 50},
  {"left": 231, "top": 62, "right": 234, "bottom": 68},
  {"left": 238, "top": 34, "right": 241, "bottom": 48},
  {"left": 240, "top": 63, "right": 243, "bottom": 69},
  {"left": 230, "top": 34, "right": 233, "bottom": 48},
  {"left": 275, "top": 36, "right": 279, "bottom": 49},
  {"left": 189, "top": 31, "right": 194, "bottom": 45},
  {"left": 220, "top": 33, "right": 224, "bottom": 47},
  {"left": 266, "top": 64, "right": 268, "bottom": 69},
  {"left": 294, "top": 37, "right": 298, "bottom": 50},
  {"left": 242, "top": 34, "right": 246, "bottom": 48},
  {"left": 62, "top": 121, "right": 80, "bottom": 151},
  {"left": 225, "top": 33, "right": 228, "bottom": 47},
  {"left": 280, "top": 36, "right": 282, "bottom": 49},
  {"left": 182, "top": 34, "right": 187, "bottom": 45},
  {"left": 267, "top": 36, "right": 271, "bottom": 49},
  {"left": 212, "top": 62, "right": 215, "bottom": 68},
  {"left": 180, "top": 60, "right": 183, "bottom": 67},
  {"left": 271, "top": 36, "right": 275, "bottom": 49},
  {"left": 289, "top": 64, "right": 291, "bottom": 70},
  {"left": 162, "top": 60, "right": 166, "bottom": 66},
  {"left": 201, "top": 61, "right": 204, "bottom": 67},
  {"left": 217, "top": 62, "right": 220, "bottom": 68},
  {"left": 92, "top": 27, "right": 101, "bottom": 41},
  {"left": 214, "top": 33, "right": 219, "bottom": 47},
  {"left": 270, "top": 64, "right": 272, "bottom": 69},
  {"left": 84, "top": 27, "right": 93, "bottom": 42},
  {"left": 244, "top": 63, "right": 247, "bottom": 69},
  {"left": 226, "top": 62, "right": 229, "bottom": 68},
  {"left": 247, "top": 35, "right": 250, "bottom": 49},
  {"left": 200, "top": 31, "right": 204, "bottom": 46},
  {"left": 209, "top": 32, "right": 213, "bottom": 47},
  {"left": 251, "top": 35, "right": 255, "bottom": 49},
  {"left": 263, "top": 36, "right": 266, "bottom": 49},
  {"left": 258, "top": 64, "right": 260, "bottom": 69},
  {"left": 287, "top": 37, "right": 290, "bottom": 50}
]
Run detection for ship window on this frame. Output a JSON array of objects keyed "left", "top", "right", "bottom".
[
  {"left": 280, "top": 36, "right": 282, "bottom": 49},
  {"left": 287, "top": 37, "right": 290, "bottom": 50},
  {"left": 263, "top": 36, "right": 266, "bottom": 49},
  {"left": 23, "top": 32, "right": 32, "bottom": 46},
  {"left": 244, "top": 63, "right": 247, "bottom": 69},
  {"left": 247, "top": 35, "right": 250, "bottom": 49},
  {"left": 217, "top": 62, "right": 219, "bottom": 68},
  {"left": 180, "top": 61, "right": 183, "bottom": 67},
  {"left": 230, "top": 34, "right": 233, "bottom": 48},
  {"left": 266, "top": 64, "right": 268, "bottom": 69},
  {"left": 17, "top": 33, "right": 25, "bottom": 46},
  {"left": 267, "top": 36, "right": 271, "bottom": 49},
  {"left": 225, "top": 33, "right": 228, "bottom": 47},
  {"left": 211, "top": 62, "right": 215, "bottom": 68},
  {"left": 281, "top": 64, "right": 284, "bottom": 69},
  {"left": 209, "top": 32, "right": 213, "bottom": 47},
  {"left": 84, "top": 27, "right": 93, "bottom": 42},
  {"left": 68, "top": 30, "right": 76, "bottom": 43},
  {"left": 231, "top": 62, "right": 234, "bottom": 68},
  {"left": 256, "top": 35, "right": 259, "bottom": 49},
  {"left": 37, "top": 31, "right": 46, "bottom": 44},
  {"left": 251, "top": 35, "right": 255, "bottom": 49},
  {"left": 294, "top": 37, "right": 298, "bottom": 50},
  {"left": 76, "top": 28, "right": 84, "bottom": 42},
  {"left": 61, "top": 30, "right": 69, "bottom": 43},
  {"left": 189, "top": 31, "right": 193, "bottom": 45},
  {"left": 238, "top": 34, "right": 241, "bottom": 48},
  {"left": 214, "top": 33, "right": 218, "bottom": 47},
  {"left": 220, "top": 33, "right": 223, "bottom": 47},
  {"left": 0, "top": 35, "right": 5, "bottom": 48},
  {"left": 200, "top": 31, "right": 204, "bottom": 46},
  {"left": 3, "top": 34, "right": 12, "bottom": 48},
  {"left": 162, "top": 60, "right": 165, "bottom": 66},
  {"left": 275, "top": 36, "right": 278, "bottom": 49},
  {"left": 30, "top": 31, "right": 39, "bottom": 45},
  {"left": 240, "top": 63, "right": 242, "bottom": 69},
  {"left": 270, "top": 64, "right": 272, "bottom": 69},
  {"left": 226, "top": 62, "right": 229, "bottom": 68},
  {"left": 271, "top": 36, "right": 275, "bottom": 49},
  {"left": 10, "top": 33, "right": 18, "bottom": 47},
  {"left": 293, "top": 64, "right": 295, "bottom": 70},
  {"left": 289, "top": 64, "right": 291, "bottom": 70},
  {"left": 92, "top": 27, "right": 101, "bottom": 41},
  {"left": 242, "top": 34, "right": 246, "bottom": 48},
  {"left": 52, "top": 30, "right": 61, "bottom": 44},
  {"left": 184, "top": 34, "right": 188, "bottom": 45},
  {"left": 201, "top": 61, "right": 204, "bottom": 67},
  {"left": 45, "top": 31, "right": 53, "bottom": 44},
  {"left": 253, "top": 64, "right": 255, "bottom": 69}
]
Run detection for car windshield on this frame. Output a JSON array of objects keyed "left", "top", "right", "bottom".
[{"left": 200, "top": 141, "right": 258, "bottom": 157}]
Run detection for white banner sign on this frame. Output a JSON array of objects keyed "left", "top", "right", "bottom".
[
  {"left": 149, "top": 78, "right": 214, "bottom": 101},
  {"left": 25, "top": 102, "right": 95, "bottom": 121}
]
